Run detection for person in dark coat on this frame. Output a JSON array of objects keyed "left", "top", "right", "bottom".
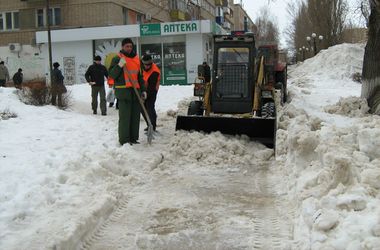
[
  {"left": 51, "top": 62, "right": 65, "bottom": 107},
  {"left": 12, "top": 68, "right": 23, "bottom": 89},
  {"left": 108, "top": 38, "right": 147, "bottom": 145},
  {"left": 85, "top": 55, "right": 109, "bottom": 115},
  {"left": 0, "top": 61, "right": 10, "bottom": 87},
  {"left": 142, "top": 54, "right": 160, "bottom": 132},
  {"left": 203, "top": 61, "right": 211, "bottom": 83}
]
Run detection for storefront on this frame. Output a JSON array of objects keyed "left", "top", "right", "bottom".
[{"left": 36, "top": 20, "right": 223, "bottom": 85}]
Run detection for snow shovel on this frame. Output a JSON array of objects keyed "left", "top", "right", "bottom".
[{"left": 123, "top": 67, "right": 154, "bottom": 145}]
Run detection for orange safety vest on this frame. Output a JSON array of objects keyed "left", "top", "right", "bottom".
[
  {"left": 107, "top": 77, "right": 114, "bottom": 86},
  {"left": 114, "top": 53, "right": 141, "bottom": 89},
  {"left": 143, "top": 63, "right": 160, "bottom": 91}
]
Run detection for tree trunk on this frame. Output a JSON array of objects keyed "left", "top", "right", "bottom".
[{"left": 361, "top": 0, "right": 380, "bottom": 114}]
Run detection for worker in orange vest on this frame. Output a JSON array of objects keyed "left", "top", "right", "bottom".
[
  {"left": 108, "top": 38, "right": 147, "bottom": 145},
  {"left": 141, "top": 54, "right": 160, "bottom": 132}
]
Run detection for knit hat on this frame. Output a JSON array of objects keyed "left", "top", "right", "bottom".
[
  {"left": 94, "top": 55, "right": 101, "bottom": 61},
  {"left": 142, "top": 54, "right": 153, "bottom": 65},
  {"left": 122, "top": 38, "right": 134, "bottom": 46}
]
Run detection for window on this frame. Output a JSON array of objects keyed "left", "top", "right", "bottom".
[
  {"left": 36, "top": 7, "right": 61, "bottom": 27},
  {"left": 170, "top": 0, "right": 186, "bottom": 11},
  {"left": 0, "top": 14, "right": 3, "bottom": 31},
  {"left": 123, "top": 7, "right": 128, "bottom": 24},
  {"left": 137, "top": 13, "right": 143, "bottom": 24},
  {"left": 37, "top": 9, "right": 44, "bottom": 27},
  {"left": 13, "top": 12, "right": 19, "bottom": 29},
  {"left": 0, "top": 11, "right": 19, "bottom": 31}
]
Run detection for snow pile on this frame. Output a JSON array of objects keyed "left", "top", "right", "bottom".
[
  {"left": 324, "top": 96, "right": 370, "bottom": 117},
  {"left": 280, "top": 43, "right": 380, "bottom": 249},
  {"left": 291, "top": 43, "right": 365, "bottom": 80},
  {"left": 168, "top": 130, "right": 273, "bottom": 168}
]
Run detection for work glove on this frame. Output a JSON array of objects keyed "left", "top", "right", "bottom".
[
  {"left": 89, "top": 81, "right": 96, "bottom": 85},
  {"left": 141, "top": 91, "right": 147, "bottom": 100},
  {"left": 118, "top": 57, "right": 126, "bottom": 68}
]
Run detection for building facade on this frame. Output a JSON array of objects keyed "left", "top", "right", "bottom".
[
  {"left": 233, "top": 1, "right": 255, "bottom": 33},
  {"left": 0, "top": 0, "right": 254, "bottom": 84}
]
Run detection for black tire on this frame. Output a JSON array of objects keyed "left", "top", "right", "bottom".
[
  {"left": 283, "top": 83, "right": 288, "bottom": 103},
  {"left": 261, "top": 102, "right": 275, "bottom": 118},
  {"left": 187, "top": 100, "right": 204, "bottom": 116}
]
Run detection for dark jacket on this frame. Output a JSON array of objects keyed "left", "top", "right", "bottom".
[
  {"left": 51, "top": 68, "right": 65, "bottom": 94},
  {"left": 204, "top": 64, "right": 211, "bottom": 82},
  {"left": 13, "top": 72, "right": 23, "bottom": 85},
  {"left": 85, "top": 63, "right": 108, "bottom": 87},
  {"left": 109, "top": 50, "right": 145, "bottom": 100},
  {"left": 52, "top": 68, "right": 64, "bottom": 85}
]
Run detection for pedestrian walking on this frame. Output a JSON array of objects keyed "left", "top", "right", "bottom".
[
  {"left": 142, "top": 54, "right": 160, "bottom": 132},
  {"left": 108, "top": 38, "right": 147, "bottom": 145},
  {"left": 51, "top": 62, "right": 66, "bottom": 107},
  {"left": 202, "top": 61, "right": 211, "bottom": 83},
  {"left": 85, "top": 56, "right": 109, "bottom": 115},
  {"left": 12, "top": 68, "right": 23, "bottom": 89},
  {"left": 0, "top": 61, "right": 10, "bottom": 87}
]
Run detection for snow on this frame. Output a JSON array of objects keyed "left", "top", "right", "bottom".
[{"left": 1, "top": 43, "right": 380, "bottom": 249}]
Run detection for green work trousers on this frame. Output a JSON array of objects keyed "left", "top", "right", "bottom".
[
  {"left": 91, "top": 85, "right": 106, "bottom": 114},
  {"left": 118, "top": 96, "right": 141, "bottom": 145}
]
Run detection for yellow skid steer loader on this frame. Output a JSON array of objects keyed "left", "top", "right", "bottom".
[{"left": 176, "top": 33, "right": 281, "bottom": 148}]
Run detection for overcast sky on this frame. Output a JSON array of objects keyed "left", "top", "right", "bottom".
[
  {"left": 240, "top": 0, "right": 292, "bottom": 46},
  {"left": 240, "top": 0, "right": 361, "bottom": 47}
]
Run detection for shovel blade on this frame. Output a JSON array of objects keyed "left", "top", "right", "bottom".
[{"left": 175, "top": 115, "right": 276, "bottom": 148}]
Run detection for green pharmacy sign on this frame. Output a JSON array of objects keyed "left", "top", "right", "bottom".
[
  {"left": 140, "top": 24, "right": 161, "bottom": 36},
  {"left": 162, "top": 22, "right": 198, "bottom": 34}
]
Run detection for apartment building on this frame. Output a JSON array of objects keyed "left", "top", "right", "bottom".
[
  {"left": 214, "top": 0, "right": 233, "bottom": 32},
  {"left": 233, "top": 1, "right": 255, "bottom": 33},
  {"left": 0, "top": 0, "right": 253, "bottom": 84}
]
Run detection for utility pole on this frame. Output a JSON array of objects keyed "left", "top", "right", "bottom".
[{"left": 46, "top": 0, "right": 53, "bottom": 84}]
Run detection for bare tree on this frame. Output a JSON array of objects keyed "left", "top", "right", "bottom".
[
  {"left": 307, "top": 0, "right": 349, "bottom": 47},
  {"left": 361, "top": 0, "right": 380, "bottom": 114},
  {"left": 254, "top": 7, "right": 280, "bottom": 45},
  {"left": 352, "top": 0, "right": 370, "bottom": 26}
]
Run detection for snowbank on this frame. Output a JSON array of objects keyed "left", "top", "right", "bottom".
[{"left": 279, "top": 43, "right": 380, "bottom": 249}]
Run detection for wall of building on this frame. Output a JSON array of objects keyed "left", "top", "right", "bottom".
[
  {"left": 0, "top": 45, "right": 44, "bottom": 81},
  {"left": 62, "top": 2, "right": 122, "bottom": 27},
  {"left": 186, "top": 33, "right": 204, "bottom": 82},
  {"left": 40, "top": 40, "right": 93, "bottom": 84}
]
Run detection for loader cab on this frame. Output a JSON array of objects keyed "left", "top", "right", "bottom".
[{"left": 212, "top": 34, "right": 256, "bottom": 114}]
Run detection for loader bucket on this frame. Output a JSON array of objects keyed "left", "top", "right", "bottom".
[{"left": 175, "top": 115, "right": 276, "bottom": 148}]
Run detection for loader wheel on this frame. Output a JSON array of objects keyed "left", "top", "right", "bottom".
[
  {"left": 187, "top": 101, "right": 204, "bottom": 116},
  {"left": 261, "top": 102, "right": 275, "bottom": 118}
]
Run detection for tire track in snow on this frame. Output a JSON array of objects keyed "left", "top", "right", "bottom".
[{"left": 78, "top": 160, "right": 296, "bottom": 249}]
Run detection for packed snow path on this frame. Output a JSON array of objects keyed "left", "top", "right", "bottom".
[
  {"left": 80, "top": 164, "right": 294, "bottom": 249},
  {"left": 77, "top": 130, "right": 295, "bottom": 249}
]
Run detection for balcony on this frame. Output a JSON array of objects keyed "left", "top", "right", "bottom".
[
  {"left": 222, "top": 21, "right": 231, "bottom": 30},
  {"left": 170, "top": 10, "right": 186, "bottom": 21},
  {"left": 215, "top": 0, "right": 223, "bottom": 6},
  {"left": 21, "top": 0, "right": 50, "bottom": 2},
  {"left": 223, "top": 7, "right": 230, "bottom": 15},
  {"left": 215, "top": 16, "right": 224, "bottom": 25}
]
